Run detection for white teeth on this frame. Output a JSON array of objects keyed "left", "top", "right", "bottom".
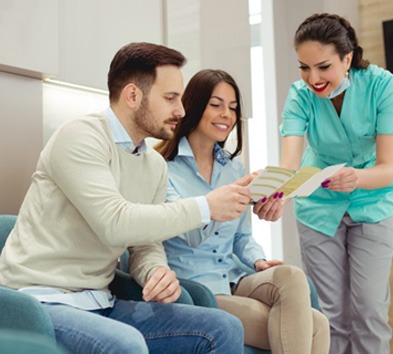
[
  {"left": 214, "top": 124, "right": 228, "bottom": 130},
  {"left": 314, "top": 83, "right": 327, "bottom": 88}
]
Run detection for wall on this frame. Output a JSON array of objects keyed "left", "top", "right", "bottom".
[
  {"left": 359, "top": 0, "right": 393, "bottom": 67},
  {"left": 0, "top": 72, "right": 43, "bottom": 213},
  {"left": 57, "top": 0, "right": 163, "bottom": 90},
  {"left": 0, "top": 0, "right": 58, "bottom": 78},
  {"left": 0, "top": 0, "right": 162, "bottom": 214}
]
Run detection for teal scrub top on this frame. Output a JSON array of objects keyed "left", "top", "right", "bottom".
[{"left": 280, "top": 64, "right": 393, "bottom": 237}]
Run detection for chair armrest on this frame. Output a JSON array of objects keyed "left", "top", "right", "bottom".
[
  {"left": 0, "top": 286, "right": 55, "bottom": 338},
  {"left": 179, "top": 278, "right": 218, "bottom": 308},
  {"left": 110, "top": 270, "right": 194, "bottom": 304},
  {"left": 0, "top": 330, "right": 68, "bottom": 354},
  {"left": 233, "top": 254, "right": 255, "bottom": 274},
  {"left": 306, "top": 277, "right": 320, "bottom": 310},
  {"left": 109, "top": 269, "right": 144, "bottom": 301}
]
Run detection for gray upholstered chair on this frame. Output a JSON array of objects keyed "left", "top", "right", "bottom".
[{"left": 0, "top": 214, "right": 195, "bottom": 353}]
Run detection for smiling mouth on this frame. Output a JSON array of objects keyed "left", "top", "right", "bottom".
[
  {"left": 312, "top": 82, "right": 329, "bottom": 93},
  {"left": 213, "top": 123, "right": 229, "bottom": 131}
]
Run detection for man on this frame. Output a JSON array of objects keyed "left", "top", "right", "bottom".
[{"left": 0, "top": 42, "right": 251, "bottom": 353}]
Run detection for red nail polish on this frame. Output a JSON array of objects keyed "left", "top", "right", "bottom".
[{"left": 261, "top": 197, "right": 267, "bottom": 203}]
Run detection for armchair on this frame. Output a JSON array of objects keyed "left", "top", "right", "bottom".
[
  {"left": 0, "top": 214, "right": 195, "bottom": 354},
  {"left": 0, "top": 215, "right": 68, "bottom": 353}
]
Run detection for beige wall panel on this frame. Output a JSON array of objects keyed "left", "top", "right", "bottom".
[
  {"left": 0, "top": 0, "right": 58, "bottom": 78},
  {"left": 0, "top": 72, "right": 43, "bottom": 214},
  {"left": 57, "top": 0, "right": 163, "bottom": 90},
  {"left": 359, "top": 0, "right": 393, "bottom": 67}
]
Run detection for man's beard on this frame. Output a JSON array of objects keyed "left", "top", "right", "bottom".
[{"left": 134, "top": 97, "right": 180, "bottom": 141}]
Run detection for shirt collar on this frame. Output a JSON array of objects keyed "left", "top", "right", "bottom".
[
  {"left": 104, "top": 107, "right": 147, "bottom": 155},
  {"left": 178, "top": 136, "right": 230, "bottom": 166}
]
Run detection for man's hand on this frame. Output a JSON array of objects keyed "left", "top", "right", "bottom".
[
  {"left": 206, "top": 184, "right": 251, "bottom": 222},
  {"left": 254, "top": 259, "right": 284, "bottom": 272},
  {"left": 142, "top": 266, "right": 181, "bottom": 304}
]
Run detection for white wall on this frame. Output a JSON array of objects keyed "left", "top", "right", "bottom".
[
  {"left": 166, "top": 0, "right": 252, "bottom": 117},
  {"left": 0, "top": 72, "right": 43, "bottom": 214},
  {"left": 0, "top": 0, "right": 164, "bottom": 214},
  {"left": 0, "top": 0, "right": 58, "bottom": 78},
  {"left": 57, "top": 0, "right": 163, "bottom": 89}
]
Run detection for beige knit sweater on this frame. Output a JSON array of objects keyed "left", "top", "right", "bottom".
[{"left": 0, "top": 113, "right": 202, "bottom": 291}]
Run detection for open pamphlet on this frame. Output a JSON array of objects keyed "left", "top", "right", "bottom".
[{"left": 248, "top": 163, "right": 346, "bottom": 202}]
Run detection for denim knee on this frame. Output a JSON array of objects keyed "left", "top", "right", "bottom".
[
  {"left": 212, "top": 308, "right": 244, "bottom": 353},
  {"left": 113, "top": 331, "right": 149, "bottom": 354}
]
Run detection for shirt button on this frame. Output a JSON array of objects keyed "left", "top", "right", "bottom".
[
  {"left": 213, "top": 250, "right": 217, "bottom": 253},
  {"left": 222, "top": 274, "right": 227, "bottom": 278},
  {"left": 218, "top": 259, "right": 223, "bottom": 262},
  {"left": 214, "top": 231, "right": 219, "bottom": 235}
]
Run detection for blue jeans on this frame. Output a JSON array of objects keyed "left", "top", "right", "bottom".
[{"left": 43, "top": 299, "right": 244, "bottom": 354}]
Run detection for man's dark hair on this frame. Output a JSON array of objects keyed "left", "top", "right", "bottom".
[{"left": 107, "top": 42, "right": 186, "bottom": 102}]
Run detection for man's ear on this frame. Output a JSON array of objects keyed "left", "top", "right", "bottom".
[{"left": 123, "top": 83, "right": 142, "bottom": 109}]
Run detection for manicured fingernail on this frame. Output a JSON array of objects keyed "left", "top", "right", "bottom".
[
  {"left": 279, "top": 192, "right": 284, "bottom": 198},
  {"left": 321, "top": 181, "right": 330, "bottom": 188},
  {"left": 273, "top": 192, "right": 279, "bottom": 199},
  {"left": 261, "top": 197, "right": 267, "bottom": 203}
]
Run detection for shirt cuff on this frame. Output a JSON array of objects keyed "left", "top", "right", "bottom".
[{"left": 195, "top": 196, "right": 211, "bottom": 225}]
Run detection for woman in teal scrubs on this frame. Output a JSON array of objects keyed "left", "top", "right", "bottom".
[{"left": 274, "top": 13, "right": 393, "bottom": 354}]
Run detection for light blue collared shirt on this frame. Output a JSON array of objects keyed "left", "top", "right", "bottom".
[
  {"left": 19, "top": 287, "right": 115, "bottom": 310},
  {"left": 105, "top": 107, "right": 147, "bottom": 155},
  {"left": 163, "top": 137, "right": 265, "bottom": 295}
]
